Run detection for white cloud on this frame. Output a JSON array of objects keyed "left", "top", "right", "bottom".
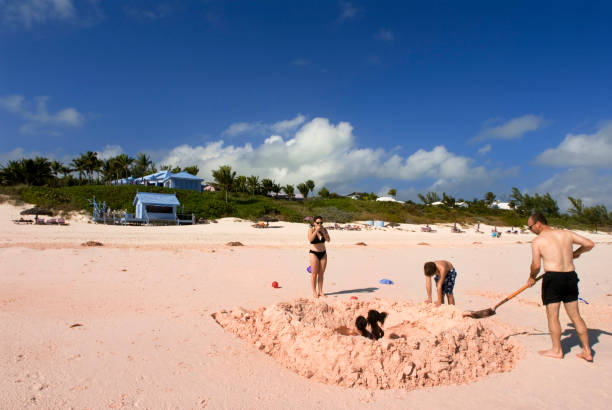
[
  {"left": 123, "top": 4, "right": 174, "bottom": 21},
  {"left": 222, "top": 114, "right": 305, "bottom": 137},
  {"left": 271, "top": 114, "right": 306, "bottom": 134},
  {"left": 478, "top": 144, "right": 491, "bottom": 155},
  {"left": 96, "top": 144, "right": 123, "bottom": 160},
  {"left": 162, "top": 117, "right": 500, "bottom": 192},
  {"left": 292, "top": 58, "right": 308, "bottom": 66},
  {"left": 338, "top": 1, "right": 359, "bottom": 22},
  {"left": 535, "top": 121, "right": 612, "bottom": 168},
  {"left": 375, "top": 29, "right": 394, "bottom": 42},
  {"left": 535, "top": 168, "right": 612, "bottom": 210},
  {"left": 222, "top": 121, "right": 263, "bottom": 137},
  {"left": 0, "top": 0, "right": 75, "bottom": 28},
  {"left": 473, "top": 114, "right": 544, "bottom": 141},
  {"left": 0, "top": 94, "right": 84, "bottom": 135}
]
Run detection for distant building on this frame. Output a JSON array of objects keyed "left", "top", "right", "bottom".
[
  {"left": 431, "top": 201, "right": 444, "bottom": 206},
  {"left": 113, "top": 170, "right": 204, "bottom": 192},
  {"left": 455, "top": 201, "right": 469, "bottom": 208},
  {"left": 490, "top": 200, "right": 512, "bottom": 210},
  {"left": 376, "top": 196, "right": 405, "bottom": 204},
  {"left": 345, "top": 192, "right": 367, "bottom": 199}
]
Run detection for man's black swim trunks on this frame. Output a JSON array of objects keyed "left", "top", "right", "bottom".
[{"left": 541, "top": 271, "right": 579, "bottom": 305}]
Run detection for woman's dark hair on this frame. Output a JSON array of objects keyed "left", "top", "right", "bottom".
[
  {"left": 314, "top": 215, "right": 323, "bottom": 222},
  {"left": 424, "top": 261, "right": 437, "bottom": 276},
  {"left": 367, "top": 310, "right": 387, "bottom": 340},
  {"left": 355, "top": 316, "right": 373, "bottom": 339}
]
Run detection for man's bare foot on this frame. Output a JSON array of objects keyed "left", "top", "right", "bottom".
[
  {"left": 313, "top": 292, "right": 319, "bottom": 299},
  {"left": 318, "top": 293, "right": 327, "bottom": 298},
  {"left": 538, "top": 349, "right": 563, "bottom": 359},
  {"left": 576, "top": 351, "right": 593, "bottom": 362}
]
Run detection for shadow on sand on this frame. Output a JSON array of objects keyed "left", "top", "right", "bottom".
[
  {"left": 560, "top": 323, "right": 612, "bottom": 358},
  {"left": 326, "top": 287, "right": 379, "bottom": 296}
]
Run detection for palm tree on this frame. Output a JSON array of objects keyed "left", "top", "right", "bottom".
[
  {"left": 388, "top": 188, "right": 397, "bottom": 198},
  {"left": 297, "top": 182, "right": 309, "bottom": 199},
  {"left": 82, "top": 151, "right": 102, "bottom": 184},
  {"left": 183, "top": 165, "right": 199, "bottom": 176},
  {"left": 133, "top": 153, "right": 154, "bottom": 178},
  {"left": 417, "top": 192, "right": 440, "bottom": 205},
  {"left": 212, "top": 165, "right": 236, "bottom": 203},
  {"left": 71, "top": 156, "right": 86, "bottom": 184},
  {"left": 234, "top": 175, "right": 247, "bottom": 193},
  {"left": 567, "top": 196, "right": 584, "bottom": 218},
  {"left": 114, "top": 154, "right": 135, "bottom": 179},
  {"left": 484, "top": 191, "right": 496, "bottom": 206},
  {"left": 306, "top": 180, "right": 315, "bottom": 196},
  {"left": 247, "top": 175, "right": 259, "bottom": 197},
  {"left": 272, "top": 183, "right": 282, "bottom": 197},
  {"left": 50, "top": 160, "right": 63, "bottom": 186},
  {"left": 283, "top": 184, "right": 295, "bottom": 198},
  {"left": 261, "top": 178, "right": 274, "bottom": 196}
]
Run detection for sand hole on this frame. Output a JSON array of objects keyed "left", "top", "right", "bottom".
[{"left": 213, "top": 299, "right": 520, "bottom": 390}]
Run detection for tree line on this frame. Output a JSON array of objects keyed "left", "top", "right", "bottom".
[
  {"left": 1, "top": 156, "right": 610, "bottom": 229},
  {"left": 0, "top": 152, "right": 199, "bottom": 187}
]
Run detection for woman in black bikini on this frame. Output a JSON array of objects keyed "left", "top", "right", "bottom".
[{"left": 308, "top": 216, "right": 330, "bottom": 299}]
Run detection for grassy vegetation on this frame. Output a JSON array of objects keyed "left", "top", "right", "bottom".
[{"left": 4, "top": 184, "right": 606, "bottom": 231}]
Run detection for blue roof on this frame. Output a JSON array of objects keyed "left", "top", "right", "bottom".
[
  {"left": 163, "top": 171, "right": 203, "bottom": 181},
  {"left": 133, "top": 192, "right": 180, "bottom": 206}
]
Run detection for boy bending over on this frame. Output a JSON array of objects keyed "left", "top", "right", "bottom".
[{"left": 424, "top": 260, "right": 457, "bottom": 306}]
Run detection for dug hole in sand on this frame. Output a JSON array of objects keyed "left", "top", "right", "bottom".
[{"left": 213, "top": 299, "right": 521, "bottom": 390}]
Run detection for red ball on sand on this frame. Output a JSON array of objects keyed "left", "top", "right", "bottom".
[
  {"left": 271, "top": 281, "right": 279, "bottom": 288},
  {"left": 350, "top": 296, "right": 358, "bottom": 300}
]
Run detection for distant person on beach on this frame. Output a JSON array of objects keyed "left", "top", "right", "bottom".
[
  {"left": 308, "top": 216, "right": 330, "bottom": 299},
  {"left": 423, "top": 260, "right": 457, "bottom": 306},
  {"left": 526, "top": 213, "right": 594, "bottom": 362}
]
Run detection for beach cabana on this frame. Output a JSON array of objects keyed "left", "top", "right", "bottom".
[{"left": 133, "top": 192, "right": 180, "bottom": 223}]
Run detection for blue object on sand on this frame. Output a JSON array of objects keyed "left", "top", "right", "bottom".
[
  {"left": 578, "top": 297, "right": 589, "bottom": 304},
  {"left": 379, "top": 279, "right": 393, "bottom": 285},
  {"left": 307, "top": 266, "right": 312, "bottom": 273}
]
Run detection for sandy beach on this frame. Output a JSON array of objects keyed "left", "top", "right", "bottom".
[{"left": 1, "top": 202, "right": 611, "bottom": 409}]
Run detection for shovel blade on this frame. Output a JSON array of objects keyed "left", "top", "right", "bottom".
[{"left": 463, "top": 308, "right": 496, "bottom": 319}]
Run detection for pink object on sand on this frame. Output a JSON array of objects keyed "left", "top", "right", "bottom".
[
  {"left": 350, "top": 296, "right": 358, "bottom": 300},
  {"left": 271, "top": 281, "right": 279, "bottom": 288}
]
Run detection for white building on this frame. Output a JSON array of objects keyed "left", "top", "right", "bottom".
[{"left": 376, "top": 196, "right": 405, "bottom": 204}]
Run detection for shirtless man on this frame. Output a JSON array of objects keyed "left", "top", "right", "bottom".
[{"left": 526, "top": 213, "right": 595, "bottom": 362}]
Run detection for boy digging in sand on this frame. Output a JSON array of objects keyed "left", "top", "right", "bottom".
[{"left": 424, "top": 260, "right": 457, "bottom": 306}]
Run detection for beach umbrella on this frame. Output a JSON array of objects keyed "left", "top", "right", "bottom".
[
  {"left": 20, "top": 207, "right": 53, "bottom": 216},
  {"left": 303, "top": 216, "right": 313, "bottom": 222}
]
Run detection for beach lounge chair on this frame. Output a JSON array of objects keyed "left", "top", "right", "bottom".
[
  {"left": 334, "top": 223, "right": 343, "bottom": 230},
  {"left": 421, "top": 225, "right": 432, "bottom": 232}
]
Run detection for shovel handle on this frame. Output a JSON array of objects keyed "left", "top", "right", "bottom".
[{"left": 494, "top": 274, "right": 544, "bottom": 311}]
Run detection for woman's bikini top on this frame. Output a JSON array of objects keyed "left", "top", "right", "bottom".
[{"left": 310, "top": 230, "right": 326, "bottom": 244}]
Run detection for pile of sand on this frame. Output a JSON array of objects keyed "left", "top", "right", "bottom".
[{"left": 213, "top": 299, "right": 521, "bottom": 390}]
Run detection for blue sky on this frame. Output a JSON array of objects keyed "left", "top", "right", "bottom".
[{"left": 1, "top": 0, "right": 611, "bottom": 209}]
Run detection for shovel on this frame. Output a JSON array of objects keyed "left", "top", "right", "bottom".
[{"left": 463, "top": 274, "right": 544, "bottom": 319}]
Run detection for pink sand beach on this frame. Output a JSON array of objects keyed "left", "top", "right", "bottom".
[{"left": 1, "top": 201, "right": 611, "bottom": 409}]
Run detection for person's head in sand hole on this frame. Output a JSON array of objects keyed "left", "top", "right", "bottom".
[{"left": 367, "top": 309, "right": 387, "bottom": 340}]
